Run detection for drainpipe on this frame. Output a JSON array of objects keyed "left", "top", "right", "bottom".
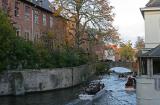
[
  {"left": 71, "top": 68, "right": 73, "bottom": 86},
  {"left": 32, "top": 9, "right": 34, "bottom": 41}
]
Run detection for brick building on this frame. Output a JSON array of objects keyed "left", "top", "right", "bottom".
[
  {"left": 0, "top": 0, "right": 69, "bottom": 49},
  {"left": 0, "top": 0, "right": 101, "bottom": 55}
]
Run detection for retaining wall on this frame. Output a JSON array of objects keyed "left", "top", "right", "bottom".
[{"left": 0, "top": 64, "right": 95, "bottom": 96}]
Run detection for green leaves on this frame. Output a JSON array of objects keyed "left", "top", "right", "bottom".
[
  {"left": 119, "top": 41, "right": 135, "bottom": 62},
  {"left": 0, "top": 10, "right": 38, "bottom": 70}
]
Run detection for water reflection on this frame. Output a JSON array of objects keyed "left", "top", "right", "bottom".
[{"left": 0, "top": 85, "right": 83, "bottom": 105}]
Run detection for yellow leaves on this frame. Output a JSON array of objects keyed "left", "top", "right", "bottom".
[
  {"left": 53, "top": 6, "right": 63, "bottom": 16},
  {"left": 75, "top": 0, "right": 81, "bottom": 3},
  {"left": 47, "top": 31, "right": 55, "bottom": 39}
]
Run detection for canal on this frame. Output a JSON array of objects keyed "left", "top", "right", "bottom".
[{"left": 0, "top": 74, "right": 136, "bottom": 105}]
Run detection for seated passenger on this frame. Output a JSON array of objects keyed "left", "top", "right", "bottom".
[{"left": 125, "top": 77, "right": 133, "bottom": 87}]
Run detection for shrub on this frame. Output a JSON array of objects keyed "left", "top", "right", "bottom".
[
  {"left": 0, "top": 10, "right": 39, "bottom": 70},
  {"left": 95, "top": 62, "right": 106, "bottom": 74}
]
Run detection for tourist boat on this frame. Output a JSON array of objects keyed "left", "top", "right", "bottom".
[
  {"left": 125, "top": 86, "right": 136, "bottom": 91},
  {"left": 79, "top": 81, "right": 105, "bottom": 101},
  {"left": 125, "top": 76, "right": 136, "bottom": 91},
  {"left": 118, "top": 74, "right": 127, "bottom": 80}
]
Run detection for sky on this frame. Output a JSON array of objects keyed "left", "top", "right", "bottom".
[
  {"left": 110, "top": 0, "right": 149, "bottom": 44},
  {"left": 49, "top": 0, "right": 149, "bottom": 45}
]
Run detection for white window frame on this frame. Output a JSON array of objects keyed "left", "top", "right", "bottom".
[{"left": 43, "top": 14, "right": 47, "bottom": 26}]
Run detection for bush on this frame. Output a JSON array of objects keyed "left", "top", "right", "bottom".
[
  {"left": 50, "top": 47, "right": 88, "bottom": 68},
  {"left": 95, "top": 62, "right": 106, "bottom": 74},
  {"left": 0, "top": 10, "right": 38, "bottom": 70},
  {"left": 7, "top": 38, "right": 39, "bottom": 69},
  {"left": 0, "top": 10, "right": 46, "bottom": 70}
]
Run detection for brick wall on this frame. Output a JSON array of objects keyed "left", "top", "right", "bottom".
[{"left": 0, "top": 0, "right": 69, "bottom": 49}]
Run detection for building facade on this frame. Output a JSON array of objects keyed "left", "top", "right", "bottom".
[
  {"left": 141, "top": 0, "right": 160, "bottom": 49},
  {"left": 0, "top": 0, "right": 53, "bottom": 41},
  {"left": 0, "top": 0, "right": 69, "bottom": 49},
  {"left": 137, "top": 0, "right": 160, "bottom": 105}
]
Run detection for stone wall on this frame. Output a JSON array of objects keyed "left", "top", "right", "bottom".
[{"left": 0, "top": 64, "right": 95, "bottom": 96}]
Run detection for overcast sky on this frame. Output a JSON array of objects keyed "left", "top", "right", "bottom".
[
  {"left": 110, "top": 0, "right": 149, "bottom": 44},
  {"left": 49, "top": 0, "right": 149, "bottom": 44}
]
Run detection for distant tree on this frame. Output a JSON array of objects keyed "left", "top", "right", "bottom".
[
  {"left": 135, "top": 36, "right": 145, "bottom": 50},
  {"left": 52, "top": 0, "right": 115, "bottom": 49},
  {"left": 119, "top": 41, "right": 135, "bottom": 62}
]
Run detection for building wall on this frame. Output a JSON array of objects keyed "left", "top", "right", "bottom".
[
  {"left": 52, "top": 16, "right": 68, "bottom": 48},
  {"left": 0, "top": 0, "right": 68, "bottom": 47},
  {"left": 0, "top": 1, "right": 2, "bottom": 8},
  {"left": 144, "top": 11, "right": 160, "bottom": 48},
  {"left": 94, "top": 44, "right": 105, "bottom": 61},
  {"left": 137, "top": 77, "right": 160, "bottom": 105},
  {"left": 10, "top": 0, "right": 54, "bottom": 42}
]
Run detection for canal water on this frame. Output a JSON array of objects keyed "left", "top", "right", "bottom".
[{"left": 0, "top": 74, "right": 136, "bottom": 105}]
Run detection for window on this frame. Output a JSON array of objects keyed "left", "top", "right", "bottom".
[
  {"left": 2, "top": 0, "right": 8, "bottom": 13},
  {"left": 15, "top": 1, "right": 20, "bottom": 17},
  {"left": 50, "top": 17, "right": 53, "bottom": 28},
  {"left": 34, "top": 11, "right": 39, "bottom": 24},
  {"left": 24, "top": 32, "right": 30, "bottom": 41},
  {"left": 25, "top": 6, "right": 30, "bottom": 19},
  {"left": 16, "top": 29, "right": 20, "bottom": 37},
  {"left": 34, "top": 33, "right": 39, "bottom": 42},
  {"left": 38, "top": 0, "right": 43, "bottom": 6},
  {"left": 43, "top": 14, "right": 46, "bottom": 26}
]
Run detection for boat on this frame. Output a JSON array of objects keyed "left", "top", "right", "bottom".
[
  {"left": 125, "top": 76, "right": 136, "bottom": 91},
  {"left": 118, "top": 73, "right": 127, "bottom": 80},
  {"left": 125, "top": 86, "right": 135, "bottom": 91},
  {"left": 79, "top": 81, "right": 105, "bottom": 101}
]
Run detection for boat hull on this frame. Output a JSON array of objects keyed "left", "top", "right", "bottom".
[
  {"left": 79, "top": 88, "right": 106, "bottom": 101},
  {"left": 125, "top": 86, "right": 135, "bottom": 91}
]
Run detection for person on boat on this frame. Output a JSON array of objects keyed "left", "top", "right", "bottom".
[
  {"left": 132, "top": 77, "right": 136, "bottom": 89},
  {"left": 119, "top": 73, "right": 127, "bottom": 78},
  {"left": 125, "top": 76, "right": 134, "bottom": 88}
]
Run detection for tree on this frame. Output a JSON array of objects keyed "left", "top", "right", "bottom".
[
  {"left": 119, "top": 41, "right": 135, "bottom": 62},
  {"left": 0, "top": 10, "right": 38, "bottom": 70},
  {"left": 135, "top": 36, "right": 145, "bottom": 50},
  {"left": 52, "top": 0, "right": 114, "bottom": 49},
  {"left": 104, "top": 27, "right": 120, "bottom": 44},
  {"left": 0, "top": 10, "right": 16, "bottom": 70}
]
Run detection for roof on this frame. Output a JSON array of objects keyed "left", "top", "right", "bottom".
[
  {"left": 140, "top": 0, "right": 160, "bottom": 18},
  {"left": 25, "top": 0, "right": 53, "bottom": 12},
  {"left": 146, "top": 0, "right": 160, "bottom": 7},
  {"left": 140, "top": 44, "right": 160, "bottom": 58}
]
